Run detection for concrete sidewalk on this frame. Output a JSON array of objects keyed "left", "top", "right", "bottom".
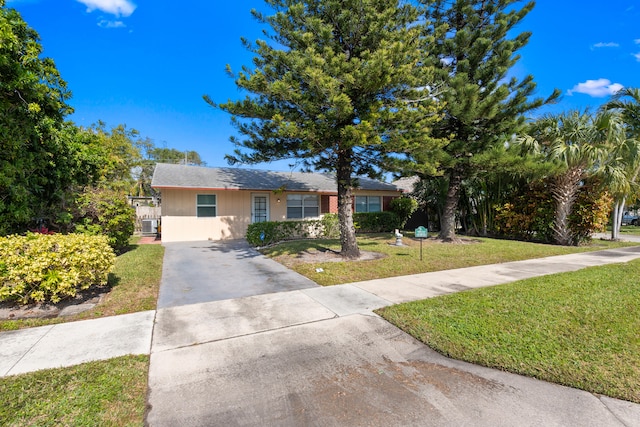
[
  {"left": 2, "top": 245, "right": 640, "bottom": 375},
  {"left": 2, "top": 245, "right": 640, "bottom": 426},
  {"left": 145, "top": 246, "right": 640, "bottom": 426},
  {"left": 0, "top": 310, "right": 155, "bottom": 377}
]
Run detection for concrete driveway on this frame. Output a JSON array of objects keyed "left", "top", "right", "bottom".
[
  {"left": 156, "top": 240, "right": 319, "bottom": 308},
  {"left": 147, "top": 241, "right": 640, "bottom": 426}
]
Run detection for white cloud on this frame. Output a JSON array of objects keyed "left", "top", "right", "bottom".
[
  {"left": 76, "top": 0, "right": 136, "bottom": 17},
  {"left": 98, "top": 19, "right": 126, "bottom": 28},
  {"left": 592, "top": 42, "right": 619, "bottom": 49},
  {"left": 634, "top": 52, "right": 640, "bottom": 62},
  {"left": 635, "top": 39, "right": 640, "bottom": 44},
  {"left": 567, "top": 79, "right": 624, "bottom": 97}
]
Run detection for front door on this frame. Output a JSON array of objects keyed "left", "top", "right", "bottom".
[{"left": 252, "top": 194, "right": 269, "bottom": 223}]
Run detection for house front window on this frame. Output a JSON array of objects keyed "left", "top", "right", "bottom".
[
  {"left": 287, "top": 194, "right": 319, "bottom": 219},
  {"left": 355, "top": 196, "right": 381, "bottom": 213},
  {"left": 197, "top": 194, "right": 217, "bottom": 217}
]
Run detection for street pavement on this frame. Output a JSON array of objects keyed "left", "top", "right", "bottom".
[{"left": 2, "top": 240, "right": 640, "bottom": 426}]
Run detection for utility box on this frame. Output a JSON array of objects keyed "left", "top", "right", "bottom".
[{"left": 141, "top": 219, "right": 158, "bottom": 235}]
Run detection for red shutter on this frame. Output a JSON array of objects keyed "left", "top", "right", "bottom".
[
  {"left": 383, "top": 196, "right": 395, "bottom": 211},
  {"left": 321, "top": 195, "right": 329, "bottom": 214}
]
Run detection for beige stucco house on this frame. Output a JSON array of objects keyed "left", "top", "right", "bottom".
[{"left": 151, "top": 163, "right": 403, "bottom": 243}]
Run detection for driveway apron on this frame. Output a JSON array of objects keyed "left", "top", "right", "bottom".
[
  {"left": 148, "top": 241, "right": 640, "bottom": 426},
  {"left": 156, "top": 240, "right": 319, "bottom": 308}
]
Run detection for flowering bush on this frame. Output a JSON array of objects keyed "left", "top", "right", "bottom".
[{"left": 0, "top": 233, "right": 115, "bottom": 304}]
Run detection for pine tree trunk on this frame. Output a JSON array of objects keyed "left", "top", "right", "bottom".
[
  {"left": 551, "top": 167, "right": 583, "bottom": 246},
  {"left": 438, "top": 172, "right": 463, "bottom": 241},
  {"left": 336, "top": 151, "right": 360, "bottom": 259}
]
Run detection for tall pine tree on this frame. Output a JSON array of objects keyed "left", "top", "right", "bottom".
[
  {"left": 417, "top": 0, "right": 559, "bottom": 241},
  {"left": 207, "top": 0, "right": 442, "bottom": 258}
]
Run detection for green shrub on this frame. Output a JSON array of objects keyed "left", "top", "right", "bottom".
[
  {"left": 494, "top": 178, "right": 611, "bottom": 245},
  {"left": 389, "top": 197, "right": 418, "bottom": 229},
  {"left": 354, "top": 211, "right": 402, "bottom": 233},
  {"left": 320, "top": 213, "right": 340, "bottom": 238},
  {"left": 0, "top": 233, "right": 116, "bottom": 304},
  {"left": 246, "top": 217, "right": 335, "bottom": 246},
  {"left": 569, "top": 180, "right": 612, "bottom": 244},
  {"left": 74, "top": 188, "right": 135, "bottom": 254}
]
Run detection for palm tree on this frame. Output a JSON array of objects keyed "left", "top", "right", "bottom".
[
  {"left": 519, "top": 111, "right": 616, "bottom": 245},
  {"left": 601, "top": 88, "right": 640, "bottom": 240}
]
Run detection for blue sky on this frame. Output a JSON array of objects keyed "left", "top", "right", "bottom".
[{"left": 7, "top": 0, "right": 640, "bottom": 171}]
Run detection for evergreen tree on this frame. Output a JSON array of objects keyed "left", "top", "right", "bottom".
[
  {"left": 207, "top": 0, "right": 442, "bottom": 258},
  {"left": 416, "top": 0, "right": 559, "bottom": 240}
]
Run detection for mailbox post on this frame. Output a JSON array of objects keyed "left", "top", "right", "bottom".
[{"left": 415, "top": 226, "right": 428, "bottom": 260}]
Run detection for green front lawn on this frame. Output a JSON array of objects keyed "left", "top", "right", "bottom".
[
  {"left": 377, "top": 260, "right": 640, "bottom": 403},
  {"left": 263, "top": 234, "right": 637, "bottom": 286},
  {"left": 0, "top": 355, "right": 149, "bottom": 426},
  {"left": 610, "top": 225, "right": 640, "bottom": 236}
]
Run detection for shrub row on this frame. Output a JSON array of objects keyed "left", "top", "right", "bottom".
[
  {"left": 247, "top": 210, "right": 412, "bottom": 246},
  {"left": 354, "top": 211, "right": 402, "bottom": 233},
  {"left": 246, "top": 214, "right": 340, "bottom": 246},
  {"left": 0, "top": 233, "right": 116, "bottom": 304}
]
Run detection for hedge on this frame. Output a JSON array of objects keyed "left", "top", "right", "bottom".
[
  {"left": 246, "top": 211, "right": 407, "bottom": 246},
  {"left": 0, "top": 233, "right": 116, "bottom": 304},
  {"left": 246, "top": 214, "right": 339, "bottom": 246},
  {"left": 354, "top": 211, "right": 402, "bottom": 233}
]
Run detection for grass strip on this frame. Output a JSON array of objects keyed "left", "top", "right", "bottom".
[
  {"left": 0, "top": 355, "right": 149, "bottom": 427},
  {"left": 264, "top": 235, "right": 637, "bottom": 286},
  {"left": 377, "top": 260, "right": 640, "bottom": 403}
]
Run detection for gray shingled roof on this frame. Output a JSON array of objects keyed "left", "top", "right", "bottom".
[
  {"left": 392, "top": 176, "right": 419, "bottom": 193},
  {"left": 151, "top": 163, "right": 401, "bottom": 192}
]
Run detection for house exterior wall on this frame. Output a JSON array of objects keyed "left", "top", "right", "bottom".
[
  {"left": 159, "top": 188, "right": 401, "bottom": 243},
  {"left": 160, "top": 188, "right": 252, "bottom": 242}
]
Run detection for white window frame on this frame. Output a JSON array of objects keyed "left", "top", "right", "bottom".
[
  {"left": 286, "top": 194, "right": 319, "bottom": 219},
  {"left": 196, "top": 194, "right": 217, "bottom": 217},
  {"left": 355, "top": 196, "right": 382, "bottom": 213}
]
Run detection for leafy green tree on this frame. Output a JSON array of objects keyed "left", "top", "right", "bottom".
[
  {"left": 82, "top": 122, "right": 147, "bottom": 190},
  {"left": 73, "top": 188, "right": 135, "bottom": 254},
  {"left": 0, "top": 0, "right": 75, "bottom": 233},
  {"left": 207, "top": 0, "right": 442, "bottom": 258},
  {"left": 414, "top": 0, "right": 559, "bottom": 241}
]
